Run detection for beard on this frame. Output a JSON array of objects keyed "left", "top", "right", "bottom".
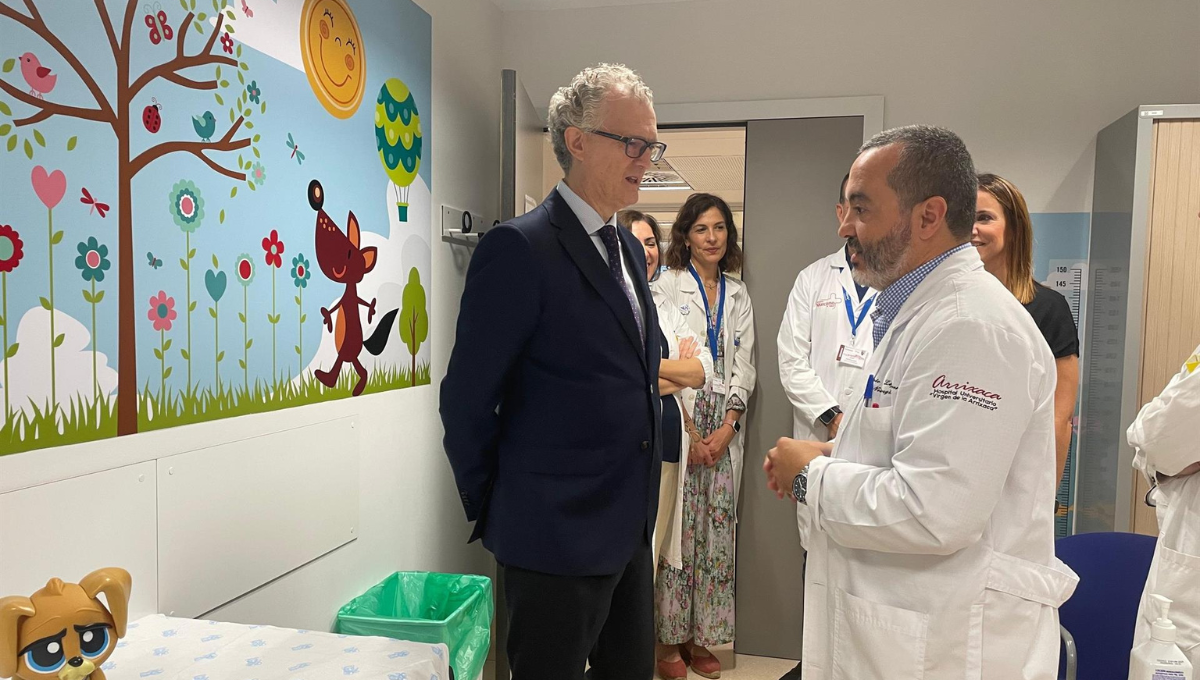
[{"left": 850, "top": 217, "right": 913, "bottom": 290}]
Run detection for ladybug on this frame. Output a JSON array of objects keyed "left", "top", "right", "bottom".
[{"left": 142, "top": 97, "right": 162, "bottom": 133}]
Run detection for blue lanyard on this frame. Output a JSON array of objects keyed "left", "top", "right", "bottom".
[
  {"left": 689, "top": 264, "right": 725, "bottom": 363},
  {"left": 842, "top": 287, "right": 875, "bottom": 338}
]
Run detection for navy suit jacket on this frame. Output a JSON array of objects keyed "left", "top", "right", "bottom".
[{"left": 440, "top": 188, "right": 663, "bottom": 577}]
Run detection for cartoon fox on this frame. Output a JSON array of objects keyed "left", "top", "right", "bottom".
[{"left": 308, "top": 179, "right": 398, "bottom": 396}]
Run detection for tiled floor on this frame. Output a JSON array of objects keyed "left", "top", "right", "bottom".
[{"left": 483, "top": 644, "right": 799, "bottom": 680}]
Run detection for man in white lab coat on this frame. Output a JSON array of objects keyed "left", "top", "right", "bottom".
[
  {"left": 1129, "top": 343, "right": 1200, "bottom": 667},
  {"left": 765, "top": 125, "right": 1078, "bottom": 680},
  {"left": 776, "top": 175, "right": 878, "bottom": 680}
]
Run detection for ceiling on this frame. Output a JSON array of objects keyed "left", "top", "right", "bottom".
[{"left": 490, "top": 0, "right": 689, "bottom": 10}]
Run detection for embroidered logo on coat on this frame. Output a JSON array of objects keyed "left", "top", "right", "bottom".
[{"left": 930, "top": 375, "right": 1002, "bottom": 411}]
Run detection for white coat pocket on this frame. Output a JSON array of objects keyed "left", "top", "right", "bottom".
[
  {"left": 852, "top": 406, "right": 895, "bottom": 467},
  {"left": 831, "top": 588, "right": 929, "bottom": 680},
  {"left": 1143, "top": 546, "right": 1200, "bottom": 657}
]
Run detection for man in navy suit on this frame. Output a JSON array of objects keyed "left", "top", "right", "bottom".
[{"left": 440, "top": 63, "right": 665, "bottom": 680}]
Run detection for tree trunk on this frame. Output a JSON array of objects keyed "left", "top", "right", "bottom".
[{"left": 116, "top": 40, "right": 137, "bottom": 436}]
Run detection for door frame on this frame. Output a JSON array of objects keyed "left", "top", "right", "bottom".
[{"left": 655, "top": 95, "right": 885, "bottom": 143}]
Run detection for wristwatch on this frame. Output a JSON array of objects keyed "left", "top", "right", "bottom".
[
  {"left": 817, "top": 406, "right": 842, "bottom": 427},
  {"left": 792, "top": 464, "right": 810, "bottom": 505},
  {"left": 723, "top": 419, "right": 741, "bottom": 433}
]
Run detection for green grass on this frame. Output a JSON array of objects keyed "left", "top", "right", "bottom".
[{"left": 0, "top": 361, "right": 432, "bottom": 456}]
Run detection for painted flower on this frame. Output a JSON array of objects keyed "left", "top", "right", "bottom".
[
  {"left": 220, "top": 32, "right": 234, "bottom": 54},
  {"left": 0, "top": 224, "right": 24, "bottom": 273},
  {"left": 246, "top": 80, "right": 261, "bottom": 104},
  {"left": 74, "top": 236, "right": 111, "bottom": 282},
  {"left": 291, "top": 254, "right": 311, "bottom": 289},
  {"left": 262, "top": 229, "right": 285, "bottom": 268},
  {"left": 147, "top": 290, "right": 178, "bottom": 332},
  {"left": 169, "top": 180, "right": 205, "bottom": 232},
  {"left": 235, "top": 253, "right": 256, "bottom": 287},
  {"left": 250, "top": 162, "right": 266, "bottom": 186}
]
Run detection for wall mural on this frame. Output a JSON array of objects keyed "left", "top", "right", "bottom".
[{"left": 0, "top": 0, "right": 432, "bottom": 456}]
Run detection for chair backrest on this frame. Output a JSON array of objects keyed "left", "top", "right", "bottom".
[{"left": 1056, "top": 531, "right": 1157, "bottom": 680}]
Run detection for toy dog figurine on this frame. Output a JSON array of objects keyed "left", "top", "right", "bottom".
[{"left": 0, "top": 568, "right": 131, "bottom": 680}]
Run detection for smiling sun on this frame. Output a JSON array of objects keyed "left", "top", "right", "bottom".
[{"left": 300, "top": 0, "right": 366, "bottom": 119}]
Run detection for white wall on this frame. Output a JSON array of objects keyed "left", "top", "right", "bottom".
[
  {"left": 501, "top": 0, "right": 1200, "bottom": 213},
  {"left": 208, "top": 0, "right": 504, "bottom": 631}
]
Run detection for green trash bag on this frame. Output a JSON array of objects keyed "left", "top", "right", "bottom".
[{"left": 337, "top": 572, "right": 493, "bottom": 680}]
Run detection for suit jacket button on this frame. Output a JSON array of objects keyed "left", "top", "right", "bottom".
[{"left": 641, "top": 441, "right": 650, "bottom": 450}]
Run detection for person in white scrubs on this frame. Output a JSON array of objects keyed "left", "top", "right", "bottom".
[
  {"left": 764, "top": 125, "right": 1078, "bottom": 680},
  {"left": 1129, "top": 343, "right": 1200, "bottom": 668}
]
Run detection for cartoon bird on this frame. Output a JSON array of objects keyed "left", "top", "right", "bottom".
[
  {"left": 19, "top": 52, "right": 56, "bottom": 99},
  {"left": 191, "top": 111, "right": 216, "bottom": 141}
]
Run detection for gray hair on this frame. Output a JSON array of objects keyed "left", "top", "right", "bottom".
[
  {"left": 860, "top": 125, "right": 978, "bottom": 239},
  {"left": 548, "top": 63, "right": 654, "bottom": 173}
]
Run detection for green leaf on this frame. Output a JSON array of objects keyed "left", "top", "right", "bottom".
[
  {"left": 238, "top": 312, "right": 246, "bottom": 323},
  {"left": 212, "top": 254, "right": 220, "bottom": 268},
  {"left": 245, "top": 338, "right": 253, "bottom": 349},
  {"left": 39, "top": 297, "right": 52, "bottom": 311},
  {"left": 237, "top": 70, "right": 245, "bottom": 85},
  {"left": 215, "top": 65, "right": 222, "bottom": 79},
  {"left": 217, "top": 350, "right": 225, "bottom": 362},
  {"left": 0, "top": 315, "right": 4, "bottom": 326},
  {"left": 5, "top": 343, "right": 17, "bottom": 358},
  {"left": 53, "top": 333, "right": 65, "bottom": 348},
  {"left": 93, "top": 290, "right": 105, "bottom": 304},
  {"left": 219, "top": 209, "right": 225, "bottom": 224},
  {"left": 238, "top": 359, "right": 246, "bottom": 369},
  {"left": 189, "top": 248, "right": 197, "bottom": 259},
  {"left": 163, "top": 338, "right": 173, "bottom": 352},
  {"left": 237, "top": 154, "right": 244, "bottom": 168},
  {"left": 189, "top": 301, "right": 197, "bottom": 312},
  {"left": 260, "top": 100, "right": 267, "bottom": 115},
  {"left": 220, "top": 80, "right": 229, "bottom": 88},
  {"left": 252, "top": 146, "right": 260, "bottom": 159},
  {"left": 237, "top": 43, "right": 243, "bottom": 58},
  {"left": 180, "top": 0, "right": 187, "bottom": 10},
  {"left": 209, "top": 307, "right": 218, "bottom": 319},
  {"left": 6, "top": 136, "right": 17, "bottom": 152},
  {"left": 1, "top": 59, "right": 14, "bottom": 73},
  {"left": 193, "top": 20, "right": 203, "bottom": 33},
  {"left": 243, "top": 107, "right": 251, "bottom": 118},
  {"left": 198, "top": 11, "right": 207, "bottom": 20},
  {"left": 192, "top": 0, "right": 198, "bottom": 10},
  {"left": 23, "top": 139, "right": 33, "bottom": 159},
  {"left": 83, "top": 289, "right": 94, "bottom": 304},
  {"left": 67, "top": 136, "right": 77, "bottom": 151},
  {"left": 300, "top": 314, "right": 307, "bottom": 323},
  {"left": 0, "top": 124, "right": 11, "bottom": 137},
  {"left": 181, "top": 348, "right": 190, "bottom": 360},
  {"left": 230, "top": 186, "right": 238, "bottom": 198},
  {"left": 0, "top": 101, "right": 10, "bottom": 116},
  {"left": 180, "top": 258, "right": 189, "bottom": 270},
  {"left": 244, "top": 120, "right": 254, "bottom": 130},
  {"left": 247, "top": 180, "right": 256, "bottom": 191},
  {"left": 295, "top": 346, "right": 301, "bottom": 355},
  {"left": 240, "top": 61, "right": 249, "bottom": 71},
  {"left": 225, "top": 23, "right": 235, "bottom": 34},
  {"left": 50, "top": 230, "right": 63, "bottom": 245},
  {"left": 33, "top": 130, "right": 45, "bottom": 147},
  {"left": 214, "top": 93, "right": 224, "bottom": 106},
  {"left": 226, "top": 9, "right": 234, "bottom": 20},
  {"left": 163, "top": 366, "right": 173, "bottom": 379},
  {"left": 252, "top": 134, "right": 260, "bottom": 143},
  {"left": 294, "top": 296, "right": 301, "bottom": 305},
  {"left": 154, "top": 348, "right": 164, "bottom": 360}
]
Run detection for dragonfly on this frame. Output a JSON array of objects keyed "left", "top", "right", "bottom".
[
  {"left": 147, "top": 252, "right": 163, "bottom": 269},
  {"left": 286, "top": 133, "right": 305, "bottom": 165},
  {"left": 80, "top": 187, "right": 110, "bottom": 218}
]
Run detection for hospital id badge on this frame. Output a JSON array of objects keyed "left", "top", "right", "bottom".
[
  {"left": 837, "top": 345, "right": 869, "bottom": 368},
  {"left": 711, "top": 376, "right": 728, "bottom": 395}
]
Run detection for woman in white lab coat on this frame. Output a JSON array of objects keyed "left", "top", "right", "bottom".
[
  {"left": 651, "top": 193, "right": 756, "bottom": 680},
  {"left": 1129, "top": 343, "right": 1200, "bottom": 667},
  {"left": 616, "top": 209, "right": 712, "bottom": 578}
]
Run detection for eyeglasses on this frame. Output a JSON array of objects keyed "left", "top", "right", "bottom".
[{"left": 590, "top": 130, "right": 667, "bottom": 163}]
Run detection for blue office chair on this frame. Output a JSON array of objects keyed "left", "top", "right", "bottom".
[{"left": 1056, "top": 531, "right": 1157, "bottom": 680}]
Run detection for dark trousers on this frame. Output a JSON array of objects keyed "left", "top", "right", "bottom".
[{"left": 501, "top": 538, "right": 654, "bottom": 680}]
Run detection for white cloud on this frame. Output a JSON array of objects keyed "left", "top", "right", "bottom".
[
  {"left": 217, "top": 1, "right": 305, "bottom": 72},
  {"left": 0, "top": 308, "right": 118, "bottom": 425}
]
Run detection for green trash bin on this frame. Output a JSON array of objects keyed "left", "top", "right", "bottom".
[{"left": 337, "top": 571, "right": 494, "bottom": 680}]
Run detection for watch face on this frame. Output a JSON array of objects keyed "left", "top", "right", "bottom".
[{"left": 792, "top": 472, "right": 807, "bottom": 503}]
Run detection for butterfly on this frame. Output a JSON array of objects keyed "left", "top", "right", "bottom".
[
  {"left": 80, "top": 187, "right": 110, "bottom": 218},
  {"left": 286, "top": 133, "right": 305, "bottom": 165},
  {"left": 143, "top": 2, "right": 174, "bottom": 45},
  {"left": 147, "top": 252, "right": 163, "bottom": 269},
  {"left": 241, "top": 0, "right": 253, "bottom": 17}
]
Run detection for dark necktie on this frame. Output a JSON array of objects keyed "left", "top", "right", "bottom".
[{"left": 598, "top": 224, "right": 644, "bottom": 346}]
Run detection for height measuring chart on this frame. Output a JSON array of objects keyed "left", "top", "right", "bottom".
[{"left": 1045, "top": 260, "right": 1088, "bottom": 537}]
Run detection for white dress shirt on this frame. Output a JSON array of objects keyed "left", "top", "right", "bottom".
[{"left": 557, "top": 180, "right": 646, "bottom": 334}]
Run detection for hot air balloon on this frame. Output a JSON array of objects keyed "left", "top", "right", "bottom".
[{"left": 374, "top": 78, "right": 422, "bottom": 222}]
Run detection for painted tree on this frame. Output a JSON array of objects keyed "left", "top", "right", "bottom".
[
  {"left": 398, "top": 267, "right": 427, "bottom": 381},
  {"left": 0, "top": 0, "right": 266, "bottom": 435}
]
